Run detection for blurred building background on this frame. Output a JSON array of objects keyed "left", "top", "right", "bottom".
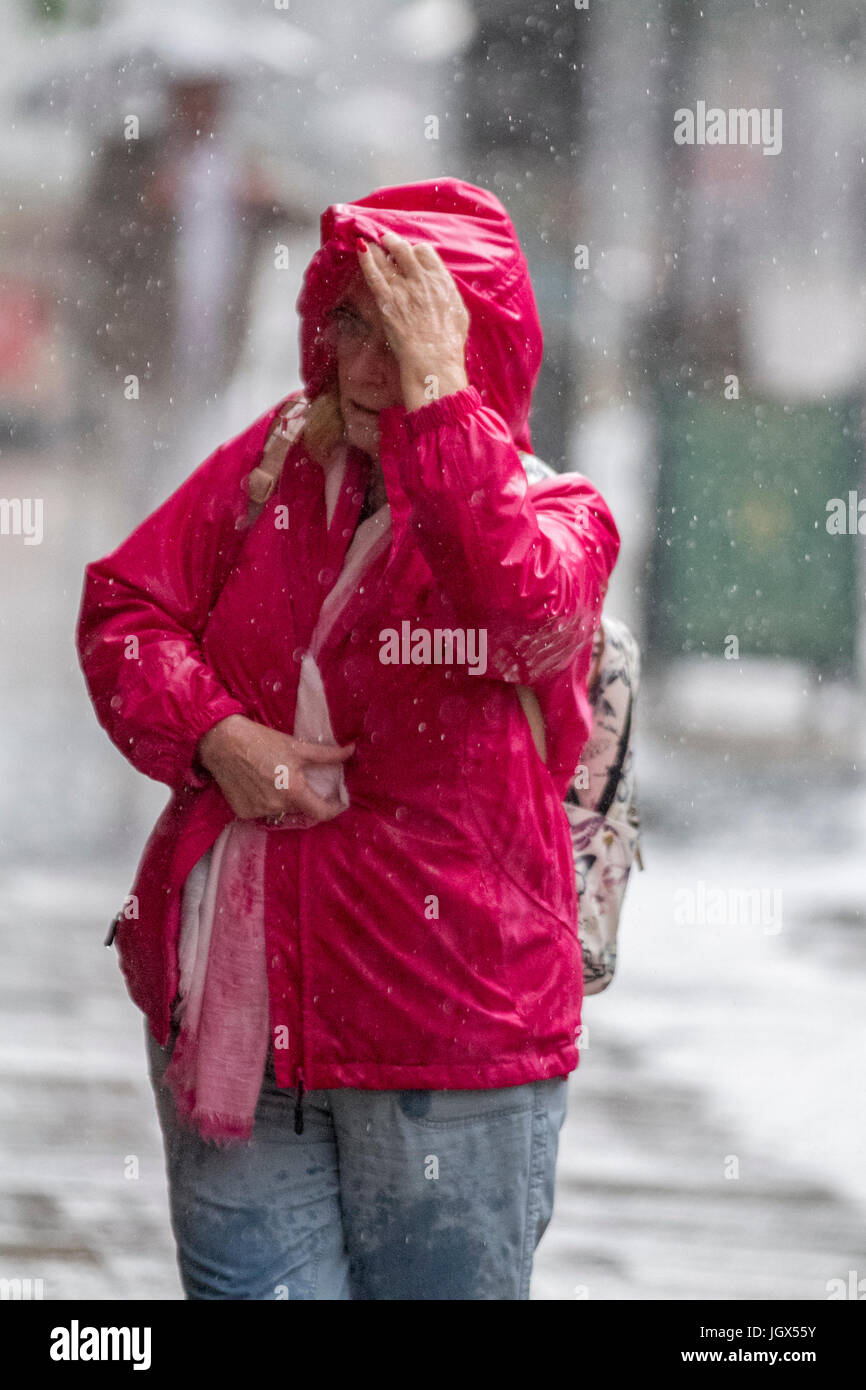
[{"left": 0, "top": 0, "right": 863, "bottom": 1300}]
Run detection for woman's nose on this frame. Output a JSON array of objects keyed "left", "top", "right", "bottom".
[
  {"left": 352, "top": 339, "right": 399, "bottom": 387},
  {"left": 357, "top": 336, "right": 392, "bottom": 369}
]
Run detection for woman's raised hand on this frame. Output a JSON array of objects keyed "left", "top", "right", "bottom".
[
  {"left": 196, "top": 714, "right": 355, "bottom": 824},
  {"left": 357, "top": 230, "right": 470, "bottom": 411}
]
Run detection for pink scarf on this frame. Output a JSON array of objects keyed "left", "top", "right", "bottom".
[{"left": 162, "top": 440, "right": 393, "bottom": 1144}]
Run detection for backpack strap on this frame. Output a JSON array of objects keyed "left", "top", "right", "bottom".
[
  {"left": 595, "top": 690, "right": 633, "bottom": 816},
  {"left": 242, "top": 393, "right": 309, "bottom": 527},
  {"left": 588, "top": 623, "right": 605, "bottom": 700}
]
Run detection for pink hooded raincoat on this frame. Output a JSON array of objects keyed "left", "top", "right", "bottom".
[{"left": 76, "top": 177, "right": 620, "bottom": 1097}]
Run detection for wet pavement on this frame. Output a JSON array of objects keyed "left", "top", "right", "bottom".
[{"left": 0, "top": 835, "right": 863, "bottom": 1302}]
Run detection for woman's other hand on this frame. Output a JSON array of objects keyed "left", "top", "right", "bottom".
[
  {"left": 197, "top": 714, "right": 355, "bottom": 823},
  {"left": 357, "top": 230, "right": 470, "bottom": 411}
]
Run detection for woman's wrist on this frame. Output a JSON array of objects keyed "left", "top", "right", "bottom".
[
  {"left": 401, "top": 362, "right": 469, "bottom": 412},
  {"left": 197, "top": 713, "right": 248, "bottom": 773}
]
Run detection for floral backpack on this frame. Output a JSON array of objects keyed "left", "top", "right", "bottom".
[
  {"left": 520, "top": 451, "right": 642, "bottom": 994},
  {"left": 564, "top": 615, "right": 642, "bottom": 992}
]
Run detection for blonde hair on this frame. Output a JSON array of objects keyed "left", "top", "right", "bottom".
[{"left": 303, "top": 388, "right": 346, "bottom": 466}]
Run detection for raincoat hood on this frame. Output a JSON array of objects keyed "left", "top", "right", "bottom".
[{"left": 296, "top": 177, "right": 543, "bottom": 453}]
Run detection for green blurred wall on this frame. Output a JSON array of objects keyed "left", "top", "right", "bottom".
[{"left": 649, "top": 390, "right": 862, "bottom": 675}]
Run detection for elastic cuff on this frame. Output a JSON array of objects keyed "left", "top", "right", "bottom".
[
  {"left": 403, "top": 385, "right": 483, "bottom": 440},
  {"left": 185, "top": 699, "right": 249, "bottom": 788},
  {"left": 186, "top": 759, "right": 212, "bottom": 791}
]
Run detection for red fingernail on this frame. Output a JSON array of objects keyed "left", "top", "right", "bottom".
[{"left": 356, "top": 237, "right": 368, "bottom": 254}]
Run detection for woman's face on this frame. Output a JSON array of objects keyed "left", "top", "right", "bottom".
[{"left": 329, "top": 272, "right": 404, "bottom": 462}]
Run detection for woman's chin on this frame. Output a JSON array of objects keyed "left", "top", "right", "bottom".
[{"left": 345, "top": 422, "right": 380, "bottom": 459}]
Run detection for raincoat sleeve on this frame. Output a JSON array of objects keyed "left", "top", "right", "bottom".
[
  {"left": 380, "top": 385, "right": 621, "bottom": 683},
  {"left": 75, "top": 408, "right": 280, "bottom": 791}
]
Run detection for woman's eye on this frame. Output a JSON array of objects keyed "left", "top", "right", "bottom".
[
  {"left": 330, "top": 308, "right": 360, "bottom": 331},
  {"left": 325, "top": 307, "right": 388, "bottom": 353}
]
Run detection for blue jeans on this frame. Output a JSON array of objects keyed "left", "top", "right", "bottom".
[{"left": 145, "top": 1020, "right": 569, "bottom": 1300}]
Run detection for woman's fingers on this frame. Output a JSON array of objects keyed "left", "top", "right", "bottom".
[
  {"left": 412, "top": 240, "right": 442, "bottom": 271},
  {"left": 202, "top": 719, "right": 355, "bottom": 824},
  {"left": 377, "top": 230, "right": 418, "bottom": 274},
  {"left": 359, "top": 227, "right": 471, "bottom": 406},
  {"left": 294, "top": 738, "right": 356, "bottom": 763},
  {"left": 288, "top": 780, "right": 347, "bottom": 823},
  {"left": 378, "top": 233, "right": 451, "bottom": 286},
  {"left": 279, "top": 740, "right": 355, "bottom": 822},
  {"left": 357, "top": 239, "right": 397, "bottom": 301},
  {"left": 271, "top": 737, "right": 353, "bottom": 821}
]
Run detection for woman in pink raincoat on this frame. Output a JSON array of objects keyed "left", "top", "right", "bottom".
[{"left": 77, "top": 178, "right": 620, "bottom": 1300}]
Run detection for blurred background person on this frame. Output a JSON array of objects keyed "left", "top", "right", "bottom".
[{"left": 69, "top": 70, "right": 311, "bottom": 508}]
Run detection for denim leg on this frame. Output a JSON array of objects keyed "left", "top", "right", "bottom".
[
  {"left": 330, "top": 1077, "right": 569, "bottom": 1300},
  {"left": 144, "top": 1021, "right": 351, "bottom": 1301}
]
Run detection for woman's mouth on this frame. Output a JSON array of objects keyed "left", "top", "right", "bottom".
[{"left": 350, "top": 400, "right": 379, "bottom": 417}]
